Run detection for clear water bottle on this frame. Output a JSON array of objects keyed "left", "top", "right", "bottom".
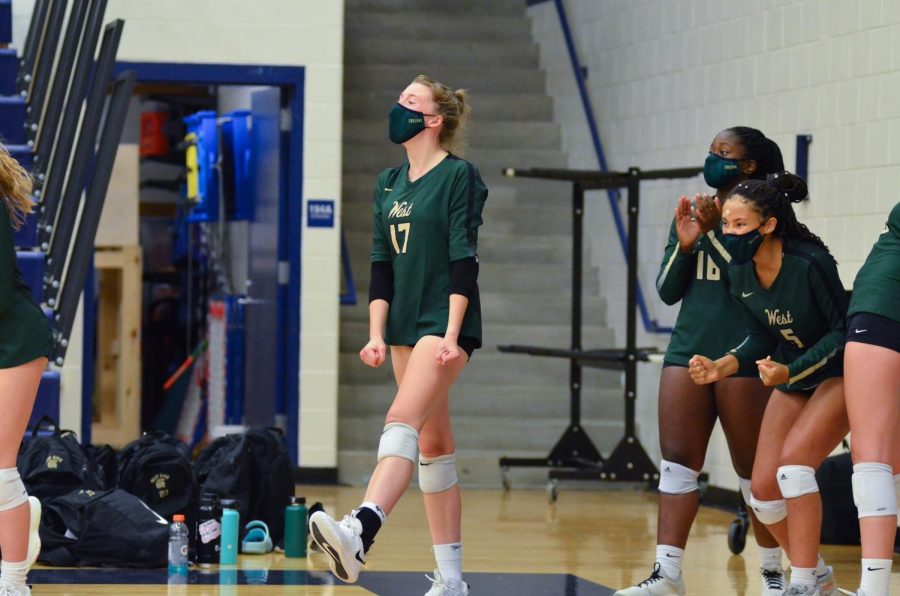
[{"left": 168, "top": 514, "right": 190, "bottom": 575}]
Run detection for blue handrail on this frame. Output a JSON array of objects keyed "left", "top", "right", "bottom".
[{"left": 552, "top": 0, "right": 671, "bottom": 334}]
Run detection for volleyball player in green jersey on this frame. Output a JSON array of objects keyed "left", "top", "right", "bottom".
[
  {"left": 843, "top": 202, "right": 900, "bottom": 596},
  {"left": 690, "top": 172, "right": 847, "bottom": 596},
  {"left": 310, "top": 75, "right": 486, "bottom": 596},
  {"left": 0, "top": 146, "right": 54, "bottom": 596},
  {"left": 617, "top": 128, "right": 789, "bottom": 596}
]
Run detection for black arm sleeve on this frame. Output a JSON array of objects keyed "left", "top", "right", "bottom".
[
  {"left": 450, "top": 257, "right": 479, "bottom": 299},
  {"left": 368, "top": 261, "right": 394, "bottom": 303}
]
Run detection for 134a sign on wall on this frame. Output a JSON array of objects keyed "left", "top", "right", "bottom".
[{"left": 307, "top": 200, "right": 335, "bottom": 228}]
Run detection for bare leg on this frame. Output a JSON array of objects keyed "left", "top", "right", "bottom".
[
  {"left": 363, "top": 336, "right": 466, "bottom": 514},
  {"left": 751, "top": 390, "right": 806, "bottom": 554},
  {"left": 418, "top": 391, "right": 460, "bottom": 545},
  {"left": 845, "top": 342, "right": 900, "bottom": 559},
  {"left": 779, "top": 378, "right": 849, "bottom": 569},
  {"left": 0, "top": 358, "right": 46, "bottom": 562},
  {"left": 715, "top": 376, "right": 780, "bottom": 549},
  {"left": 656, "top": 367, "right": 717, "bottom": 549}
]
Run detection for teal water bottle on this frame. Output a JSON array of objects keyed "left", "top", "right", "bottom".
[
  {"left": 284, "top": 497, "right": 307, "bottom": 557},
  {"left": 219, "top": 499, "right": 240, "bottom": 565}
]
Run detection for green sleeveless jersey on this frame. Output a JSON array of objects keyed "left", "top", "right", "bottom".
[
  {"left": 0, "top": 206, "right": 52, "bottom": 368},
  {"left": 656, "top": 220, "right": 756, "bottom": 375},
  {"left": 728, "top": 239, "right": 848, "bottom": 392},
  {"left": 848, "top": 201, "right": 900, "bottom": 323},
  {"left": 370, "top": 155, "right": 488, "bottom": 347}
]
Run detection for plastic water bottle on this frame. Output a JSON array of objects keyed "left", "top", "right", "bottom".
[
  {"left": 284, "top": 496, "right": 308, "bottom": 557},
  {"left": 219, "top": 499, "right": 240, "bottom": 565},
  {"left": 168, "top": 514, "right": 190, "bottom": 575}
]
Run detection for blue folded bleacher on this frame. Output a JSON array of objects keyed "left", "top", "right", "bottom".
[
  {"left": 0, "top": 96, "right": 25, "bottom": 144},
  {"left": 29, "top": 370, "right": 60, "bottom": 430},
  {"left": 16, "top": 250, "right": 44, "bottom": 302}
]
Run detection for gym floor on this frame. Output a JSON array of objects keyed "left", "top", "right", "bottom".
[{"left": 28, "top": 486, "right": 890, "bottom": 595}]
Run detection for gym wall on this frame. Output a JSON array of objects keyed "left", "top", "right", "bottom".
[
  {"left": 12, "top": 0, "right": 345, "bottom": 468},
  {"left": 530, "top": 0, "right": 893, "bottom": 490}
]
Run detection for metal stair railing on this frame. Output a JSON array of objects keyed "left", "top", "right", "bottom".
[
  {"left": 17, "top": 0, "right": 49, "bottom": 95},
  {"left": 43, "top": 18, "right": 122, "bottom": 306},
  {"left": 23, "top": 0, "right": 66, "bottom": 127},
  {"left": 52, "top": 70, "right": 135, "bottom": 364},
  {"left": 34, "top": 0, "right": 106, "bottom": 223},
  {"left": 28, "top": 0, "right": 89, "bottom": 154}
]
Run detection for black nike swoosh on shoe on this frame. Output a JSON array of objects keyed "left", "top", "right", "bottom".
[
  {"left": 355, "top": 551, "right": 366, "bottom": 565},
  {"left": 867, "top": 566, "right": 885, "bottom": 571},
  {"left": 311, "top": 523, "right": 349, "bottom": 581},
  {"left": 664, "top": 553, "right": 681, "bottom": 558}
]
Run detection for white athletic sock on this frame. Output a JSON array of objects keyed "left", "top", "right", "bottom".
[
  {"left": 860, "top": 558, "right": 892, "bottom": 596},
  {"left": 433, "top": 543, "right": 463, "bottom": 581},
  {"left": 655, "top": 545, "right": 683, "bottom": 580},
  {"left": 759, "top": 546, "right": 783, "bottom": 570},
  {"left": 1, "top": 559, "right": 28, "bottom": 589},
  {"left": 791, "top": 567, "right": 816, "bottom": 587},
  {"left": 815, "top": 554, "right": 828, "bottom": 576},
  {"left": 790, "top": 566, "right": 817, "bottom": 588},
  {"left": 358, "top": 501, "right": 387, "bottom": 523}
]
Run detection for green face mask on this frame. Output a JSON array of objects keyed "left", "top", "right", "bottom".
[
  {"left": 389, "top": 103, "right": 436, "bottom": 144},
  {"left": 703, "top": 152, "right": 742, "bottom": 188}
]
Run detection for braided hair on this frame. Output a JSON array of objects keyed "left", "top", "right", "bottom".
[
  {"left": 726, "top": 126, "right": 785, "bottom": 179},
  {"left": 727, "top": 171, "right": 830, "bottom": 253}
]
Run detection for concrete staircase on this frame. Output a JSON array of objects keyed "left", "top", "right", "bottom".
[{"left": 339, "top": 0, "right": 624, "bottom": 487}]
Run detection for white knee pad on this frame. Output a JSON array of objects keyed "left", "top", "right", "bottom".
[
  {"left": 0, "top": 468, "right": 28, "bottom": 512},
  {"left": 658, "top": 459, "right": 700, "bottom": 494},
  {"left": 894, "top": 473, "right": 900, "bottom": 506},
  {"left": 749, "top": 494, "right": 787, "bottom": 525},
  {"left": 852, "top": 462, "right": 898, "bottom": 518},
  {"left": 776, "top": 465, "right": 819, "bottom": 499},
  {"left": 418, "top": 453, "right": 458, "bottom": 493},
  {"left": 377, "top": 422, "right": 419, "bottom": 462},
  {"left": 739, "top": 477, "right": 752, "bottom": 506}
]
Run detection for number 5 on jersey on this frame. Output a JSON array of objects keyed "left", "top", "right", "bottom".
[{"left": 390, "top": 223, "right": 410, "bottom": 254}]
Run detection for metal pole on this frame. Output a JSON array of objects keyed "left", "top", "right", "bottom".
[
  {"left": 18, "top": 0, "right": 49, "bottom": 94},
  {"left": 570, "top": 181, "right": 584, "bottom": 427},
  {"left": 625, "top": 168, "right": 640, "bottom": 438}
]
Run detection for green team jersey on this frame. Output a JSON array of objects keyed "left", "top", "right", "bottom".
[
  {"left": 848, "top": 201, "right": 900, "bottom": 323},
  {"left": 728, "top": 239, "right": 848, "bottom": 392},
  {"left": 0, "top": 206, "right": 52, "bottom": 368},
  {"left": 370, "top": 154, "right": 488, "bottom": 347},
  {"left": 656, "top": 220, "right": 756, "bottom": 375}
]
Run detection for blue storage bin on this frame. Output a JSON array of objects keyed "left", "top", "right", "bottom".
[
  {"left": 183, "top": 110, "right": 218, "bottom": 222},
  {"left": 16, "top": 250, "right": 44, "bottom": 302},
  {"left": 0, "top": 96, "right": 26, "bottom": 145},
  {"left": 0, "top": 48, "right": 16, "bottom": 96},
  {"left": 221, "top": 110, "right": 253, "bottom": 221}
]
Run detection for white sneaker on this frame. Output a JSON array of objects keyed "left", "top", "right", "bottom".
[
  {"left": 25, "top": 497, "right": 40, "bottom": 569},
  {"left": 760, "top": 567, "right": 786, "bottom": 595},
  {"left": 309, "top": 510, "right": 366, "bottom": 583},
  {"left": 614, "top": 563, "right": 686, "bottom": 595},
  {"left": 424, "top": 570, "right": 469, "bottom": 596},
  {"left": 783, "top": 586, "right": 821, "bottom": 596},
  {"left": 0, "top": 581, "right": 30, "bottom": 596},
  {"left": 817, "top": 566, "right": 839, "bottom": 596}
]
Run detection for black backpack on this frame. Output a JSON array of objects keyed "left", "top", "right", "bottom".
[
  {"left": 39, "top": 488, "right": 170, "bottom": 567},
  {"left": 17, "top": 418, "right": 109, "bottom": 501},
  {"left": 195, "top": 427, "right": 293, "bottom": 544},
  {"left": 118, "top": 432, "right": 199, "bottom": 526}
]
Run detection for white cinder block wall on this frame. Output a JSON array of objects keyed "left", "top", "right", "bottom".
[
  {"left": 529, "top": 0, "right": 895, "bottom": 490},
  {"left": 12, "top": 0, "right": 344, "bottom": 467}
]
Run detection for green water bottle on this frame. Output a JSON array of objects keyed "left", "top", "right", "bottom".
[{"left": 284, "top": 497, "right": 307, "bottom": 557}]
